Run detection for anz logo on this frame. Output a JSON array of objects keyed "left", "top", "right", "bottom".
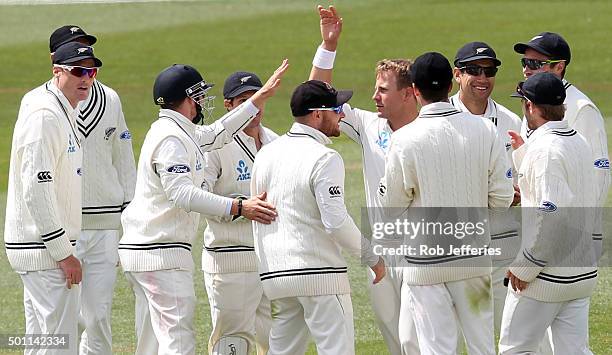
[
  {"left": 505, "top": 168, "right": 512, "bottom": 179},
  {"left": 120, "top": 130, "right": 132, "bottom": 140},
  {"left": 67, "top": 134, "right": 76, "bottom": 153},
  {"left": 594, "top": 158, "right": 610, "bottom": 170},
  {"left": 376, "top": 131, "right": 390, "bottom": 150},
  {"left": 236, "top": 160, "right": 251, "bottom": 181},
  {"left": 538, "top": 200, "right": 558, "bottom": 213},
  {"left": 195, "top": 158, "right": 202, "bottom": 171}
]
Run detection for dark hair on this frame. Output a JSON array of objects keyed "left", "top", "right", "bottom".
[
  {"left": 376, "top": 59, "right": 413, "bottom": 89},
  {"left": 160, "top": 100, "right": 183, "bottom": 111},
  {"left": 417, "top": 86, "right": 449, "bottom": 102},
  {"left": 537, "top": 103, "right": 566, "bottom": 121}
]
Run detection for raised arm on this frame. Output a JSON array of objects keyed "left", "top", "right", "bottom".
[
  {"left": 309, "top": 5, "right": 342, "bottom": 83},
  {"left": 197, "top": 59, "right": 289, "bottom": 152}
]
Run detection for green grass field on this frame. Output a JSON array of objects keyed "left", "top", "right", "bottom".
[{"left": 0, "top": 0, "right": 611, "bottom": 354}]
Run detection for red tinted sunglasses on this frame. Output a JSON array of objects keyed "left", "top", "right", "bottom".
[{"left": 55, "top": 65, "right": 99, "bottom": 78}]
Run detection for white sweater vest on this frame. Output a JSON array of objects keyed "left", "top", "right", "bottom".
[
  {"left": 119, "top": 111, "right": 205, "bottom": 272},
  {"left": 5, "top": 81, "right": 82, "bottom": 271},
  {"left": 252, "top": 127, "right": 352, "bottom": 300}
]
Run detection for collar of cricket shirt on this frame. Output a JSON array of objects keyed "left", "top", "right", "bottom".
[
  {"left": 158, "top": 108, "right": 197, "bottom": 134},
  {"left": 418, "top": 101, "right": 461, "bottom": 118},
  {"left": 451, "top": 92, "right": 499, "bottom": 125},
  {"left": 46, "top": 79, "right": 78, "bottom": 120},
  {"left": 287, "top": 122, "right": 332, "bottom": 145},
  {"left": 527, "top": 120, "right": 572, "bottom": 143}
]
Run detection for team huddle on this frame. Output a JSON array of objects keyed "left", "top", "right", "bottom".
[{"left": 3, "top": 5, "right": 610, "bottom": 355}]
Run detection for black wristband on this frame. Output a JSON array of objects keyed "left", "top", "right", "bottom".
[{"left": 237, "top": 199, "right": 243, "bottom": 217}]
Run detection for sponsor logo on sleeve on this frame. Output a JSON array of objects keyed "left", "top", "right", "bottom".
[
  {"left": 378, "top": 182, "right": 386, "bottom": 196},
  {"left": 104, "top": 127, "right": 117, "bottom": 140},
  {"left": 505, "top": 142, "right": 512, "bottom": 151},
  {"left": 594, "top": 158, "right": 610, "bottom": 170},
  {"left": 37, "top": 171, "right": 53, "bottom": 183},
  {"left": 119, "top": 130, "right": 132, "bottom": 140},
  {"left": 328, "top": 185, "right": 342, "bottom": 197},
  {"left": 76, "top": 168, "right": 82, "bottom": 176},
  {"left": 538, "top": 200, "right": 558, "bottom": 213},
  {"left": 236, "top": 160, "right": 251, "bottom": 181},
  {"left": 195, "top": 158, "right": 202, "bottom": 171},
  {"left": 506, "top": 168, "right": 512, "bottom": 178},
  {"left": 166, "top": 164, "right": 191, "bottom": 174}
]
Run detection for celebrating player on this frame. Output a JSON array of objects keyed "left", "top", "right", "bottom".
[
  {"left": 200, "top": 71, "right": 277, "bottom": 355},
  {"left": 450, "top": 41, "right": 522, "bottom": 334},
  {"left": 308, "top": 6, "right": 419, "bottom": 354},
  {"left": 119, "top": 60, "right": 288, "bottom": 355}
]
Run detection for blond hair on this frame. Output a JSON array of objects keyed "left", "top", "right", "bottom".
[{"left": 376, "top": 59, "right": 413, "bottom": 89}]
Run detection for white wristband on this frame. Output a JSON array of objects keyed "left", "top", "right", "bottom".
[{"left": 312, "top": 45, "right": 336, "bottom": 70}]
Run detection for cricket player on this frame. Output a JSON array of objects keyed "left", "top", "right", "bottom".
[
  {"left": 378, "top": 52, "right": 514, "bottom": 355},
  {"left": 251, "top": 80, "right": 386, "bottom": 355},
  {"left": 5, "top": 42, "right": 102, "bottom": 354},
  {"left": 499, "top": 72, "right": 598, "bottom": 355},
  {"left": 308, "top": 6, "right": 419, "bottom": 354},
  {"left": 200, "top": 71, "right": 276, "bottom": 355},
  {"left": 48, "top": 25, "right": 137, "bottom": 354},
  {"left": 119, "top": 60, "right": 288, "bottom": 355},
  {"left": 450, "top": 41, "right": 522, "bottom": 333},
  {"left": 514, "top": 32, "right": 610, "bottom": 260}
]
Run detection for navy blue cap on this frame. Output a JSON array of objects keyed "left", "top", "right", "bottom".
[
  {"left": 514, "top": 32, "right": 571, "bottom": 65},
  {"left": 223, "top": 71, "right": 263, "bottom": 99},
  {"left": 50, "top": 25, "right": 97, "bottom": 53},
  {"left": 290, "top": 80, "right": 353, "bottom": 117},
  {"left": 511, "top": 72, "right": 566, "bottom": 105},
  {"left": 410, "top": 52, "right": 453, "bottom": 91},
  {"left": 53, "top": 42, "right": 102, "bottom": 67},
  {"left": 454, "top": 42, "right": 501, "bottom": 67}
]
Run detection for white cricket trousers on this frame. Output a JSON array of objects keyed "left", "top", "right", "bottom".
[
  {"left": 408, "top": 275, "right": 495, "bottom": 355},
  {"left": 19, "top": 269, "right": 80, "bottom": 355},
  {"left": 268, "top": 294, "right": 354, "bottom": 355},
  {"left": 491, "top": 258, "right": 513, "bottom": 335},
  {"left": 203, "top": 271, "right": 272, "bottom": 355},
  {"left": 498, "top": 291, "right": 593, "bottom": 355},
  {"left": 125, "top": 269, "right": 196, "bottom": 355},
  {"left": 367, "top": 264, "right": 419, "bottom": 355},
  {"left": 75, "top": 230, "right": 119, "bottom": 355}
]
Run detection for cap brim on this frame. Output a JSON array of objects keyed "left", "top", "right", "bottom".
[
  {"left": 510, "top": 92, "right": 526, "bottom": 99},
  {"left": 52, "top": 34, "right": 97, "bottom": 53},
  {"left": 60, "top": 56, "right": 103, "bottom": 67},
  {"left": 513, "top": 42, "right": 552, "bottom": 57},
  {"left": 224, "top": 85, "right": 262, "bottom": 99},
  {"left": 335, "top": 90, "right": 353, "bottom": 106},
  {"left": 455, "top": 55, "right": 501, "bottom": 67}
]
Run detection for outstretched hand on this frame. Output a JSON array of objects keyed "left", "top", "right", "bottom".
[
  {"left": 250, "top": 59, "right": 290, "bottom": 109},
  {"left": 318, "top": 5, "right": 342, "bottom": 51}
]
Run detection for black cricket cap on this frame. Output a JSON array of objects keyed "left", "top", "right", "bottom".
[
  {"left": 290, "top": 80, "right": 353, "bottom": 117},
  {"left": 514, "top": 32, "right": 571, "bottom": 65},
  {"left": 410, "top": 52, "right": 453, "bottom": 91},
  {"left": 50, "top": 25, "right": 97, "bottom": 53},
  {"left": 223, "top": 71, "right": 263, "bottom": 99},
  {"left": 52, "top": 42, "right": 102, "bottom": 67},
  {"left": 511, "top": 72, "right": 566, "bottom": 105},
  {"left": 454, "top": 41, "right": 501, "bottom": 67}
]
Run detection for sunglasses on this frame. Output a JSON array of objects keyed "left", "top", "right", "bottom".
[
  {"left": 55, "top": 65, "right": 99, "bottom": 78},
  {"left": 308, "top": 105, "right": 344, "bottom": 114},
  {"left": 458, "top": 65, "right": 498, "bottom": 78},
  {"left": 520, "top": 58, "right": 565, "bottom": 70}
]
